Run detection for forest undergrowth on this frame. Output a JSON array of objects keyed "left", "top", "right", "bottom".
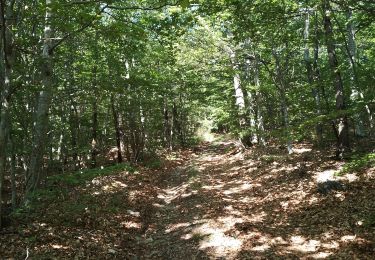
[{"left": 1, "top": 137, "right": 374, "bottom": 259}]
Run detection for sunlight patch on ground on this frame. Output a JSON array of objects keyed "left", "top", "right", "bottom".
[
  {"left": 121, "top": 221, "right": 141, "bottom": 229},
  {"left": 344, "top": 173, "right": 359, "bottom": 182},
  {"left": 251, "top": 244, "right": 271, "bottom": 252},
  {"left": 126, "top": 210, "right": 140, "bottom": 217},
  {"left": 52, "top": 244, "right": 69, "bottom": 250},
  {"left": 293, "top": 148, "right": 312, "bottom": 154},
  {"left": 287, "top": 236, "right": 321, "bottom": 252},
  {"left": 184, "top": 217, "right": 243, "bottom": 258},
  {"left": 309, "top": 252, "right": 334, "bottom": 259},
  {"left": 270, "top": 165, "right": 295, "bottom": 174},
  {"left": 202, "top": 183, "right": 224, "bottom": 190},
  {"left": 165, "top": 222, "right": 192, "bottom": 233},
  {"left": 340, "top": 235, "right": 356, "bottom": 242},
  {"left": 248, "top": 211, "right": 267, "bottom": 223},
  {"left": 102, "top": 181, "right": 128, "bottom": 192},
  {"left": 315, "top": 169, "right": 336, "bottom": 182},
  {"left": 223, "top": 182, "right": 252, "bottom": 195},
  {"left": 199, "top": 230, "right": 242, "bottom": 249},
  {"left": 157, "top": 183, "right": 190, "bottom": 204}
]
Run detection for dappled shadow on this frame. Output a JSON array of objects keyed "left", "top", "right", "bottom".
[
  {"left": 1, "top": 140, "right": 374, "bottom": 259},
  {"left": 140, "top": 140, "right": 375, "bottom": 259}
]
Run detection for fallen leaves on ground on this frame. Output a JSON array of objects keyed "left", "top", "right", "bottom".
[{"left": 1, "top": 139, "right": 375, "bottom": 259}]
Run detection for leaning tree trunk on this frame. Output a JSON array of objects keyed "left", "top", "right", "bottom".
[
  {"left": 27, "top": 0, "right": 54, "bottom": 195},
  {"left": 322, "top": 0, "right": 349, "bottom": 158}
]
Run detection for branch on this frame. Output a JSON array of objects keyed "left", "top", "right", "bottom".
[
  {"left": 106, "top": 1, "right": 181, "bottom": 11},
  {"left": 103, "top": 10, "right": 142, "bottom": 28},
  {"left": 66, "top": 0, "right": 103, "bottom": 4},
  {"left": 50, "top": 4, "right": 108, "bottom": 52}
]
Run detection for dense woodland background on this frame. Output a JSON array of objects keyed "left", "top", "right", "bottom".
[{"left": 0, "top": 0, "right": 374, "bottom": 256}]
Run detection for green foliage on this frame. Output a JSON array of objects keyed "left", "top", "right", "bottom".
[
  {"left": 143, "top": 158, "right": 163, "bottom": 170},
  {"left": 48, "top": 163, "right": 135, "bottom": 186},
  {"left": 337, "top": 153, "right": 375, "bottom": 175},
  {"left": 363, "top": 213, "right": 375, "bottom": 228}
]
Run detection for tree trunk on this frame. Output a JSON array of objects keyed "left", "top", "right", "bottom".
[
  {"left": 254, "top": 55, "right": 266, "bottom": 146},
  {"left": 227, "top": 46, "right": 251, "bottom": 147},
  {"left": 346, "top": 10, "right": 372, "bottom": 135},
  {"left": 274, "top": 50, "right": 293, "bottom": 154},
  {"left": 9, "top": 134, "right": 16, "bottom": 211},
  {"left": 322, "top": 0, "right": 350, "bottom": 158},
  {"left": 304, "top": 10, "right": 323, "bottom": 145},
  {"left": 111, "top": 95, "right": 123, "bottom": 163},
  {"left": 91, "top": 100, "right": 98, "bottom": 168},
  {"left": 27, "top": 0, "right": 54, "bottom": 195},
  {"left": 172, "top": 101, "right": 184, "bottom": 147},
  {"left": 0, "top": 0, "right": 18, "bottom": 227},
  {"left": 69, "top": 103, "right": 79, "bottom": 170},
  {"left": 312, "top": 11, "right": 324, "bottom": 144},
  {"left": 163, "top": 96, "right": 170, "bottom": 148}
]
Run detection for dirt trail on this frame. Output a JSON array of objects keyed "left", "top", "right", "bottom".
[
  {"left": 1, "top": 140, "right": 374, "bottom": 259},
  {"left": 140, "top": 141, "right": 241, "bottom": 259},
  {"left": 137, "top": 140, "right": 375, "bottom": 259}
]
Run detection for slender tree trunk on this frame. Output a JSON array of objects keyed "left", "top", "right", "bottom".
[
  {"left": 163, "top": 96, "right": 170, "bottom": 148},
  {"left": 172, "top": 101, "right": 184, "bottom": 147},
  {"left": 312, "top": 11, "right": 324, "bottom": 144},
  {"left": 227, "top": 46, "right": 251, "bottom": 147},
  {"left": 346, "top": 10, "right": 372, "bottom": 135},
  {"left": 0, "top": 0, "right": 17, "bottom": 227},
  {"left": 91, "top": 100, "right": 98, "bottom": 168},
  {"left": 304, "top": 10, "right": 323, "bottom": 145},
  {"left": 10, "top": 147, "right": 16, "bottom": 211},
  {"left": 111, "top": 95, "right": 123, "bottom": 163},
  {"left": 169, "top": 101, "right": 174, "bottom": 150},
  {"left": 232, "top": 57, "right": 247, "bottom": 128},
  {"left": 322, "top": 0, "right": 350, "bottom": 158},
  {"left": 254, "top": 55, "right": 266, "bottom": 146},
  {"left": 274, "top": 50, "right": 293, "bottom": 154},
  {"left": 27, "top": 0, "right": 54, "bottom": 194},
  {"left": 70, "top": 103, "right": 79, "bottom": 170},
  {"left": 243, "top": 54, "right": 257, "bottom": 143}
]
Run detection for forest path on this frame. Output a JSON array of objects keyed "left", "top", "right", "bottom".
[
  {"left": 140, "top": 140, "right": 244, "bottom": 259},
  {"left": 137, "top": 139, "right": 375, "bottom": 259},
  {"left": 1, "top": 139, "right": 375, "bottom": 259}
]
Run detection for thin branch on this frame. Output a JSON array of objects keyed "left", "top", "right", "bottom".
[
  {"left": 65, "top": 0, "right": 102, "bottom": 4},
  {"left": 50, "top": 4, "right": 108, "bottom": 52},
  {"left": 106, "top": 1, "right": 181, "bottom": 11}
]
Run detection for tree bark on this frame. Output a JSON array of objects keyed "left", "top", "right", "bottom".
[
  {"left": 345, "top": 10, "right": 372, "bottom": 135},
  {"left": 69, "top": 102, "right": 79, "bottom": 170},
  {"left": 9, "top": 134, "right": 16, "bottom": 211},
  {"left": 254, "top": 55, "right": 266, "bottom": 146},
  {"left": 304, "top": 10, "right": 323, "bottom": 145},
  {"left": 111, "top": 95, "right": 123, "bottom": 163},
  {"left": 0, "top": 0, "right": 18, "bottom": 227},
  {"left": 273, "top": 49, "right": 293, "bottom": 154},
  {"left": 91, "top": 100, "right": 98, "bottom": 168},
  {"left": 322, "top": 0, "right": 350, "bottom": 158},
  {"left": 27, "top": 0, "right": 54, "bottom": 195}
]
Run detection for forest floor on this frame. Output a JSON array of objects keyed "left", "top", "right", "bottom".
[{"left": 1, "top": 137, "right": 375, "bottom": 259}]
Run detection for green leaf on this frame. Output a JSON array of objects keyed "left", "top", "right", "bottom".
[{"left": 180, "top": 0, "right": 190, "bottom": 9}]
